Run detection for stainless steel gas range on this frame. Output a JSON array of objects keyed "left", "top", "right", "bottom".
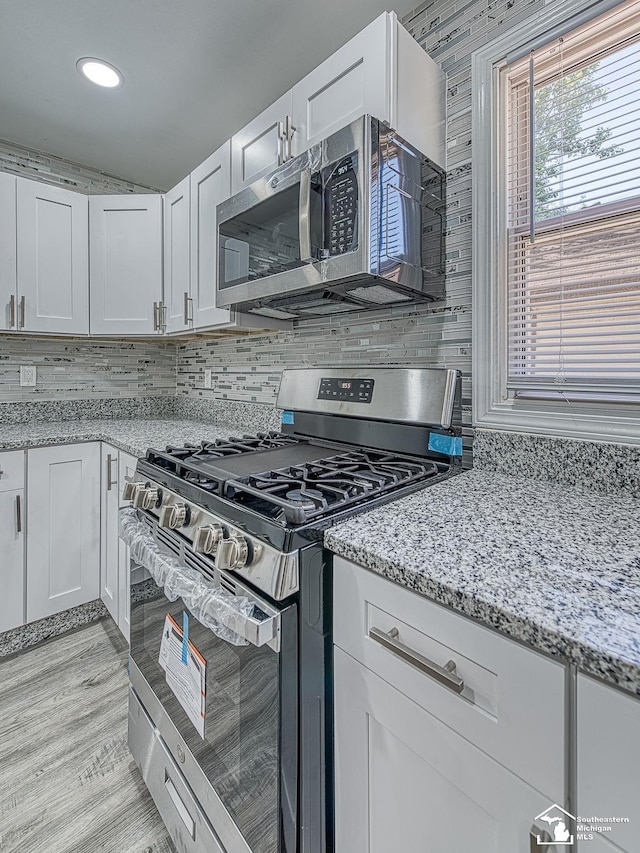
[{"left": 120, "top": 367, "right": 462, "bottom": 853}]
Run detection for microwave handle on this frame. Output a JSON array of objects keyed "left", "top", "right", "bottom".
[{"left": 299, "top": 169, "right": 313, "bottom": 263}]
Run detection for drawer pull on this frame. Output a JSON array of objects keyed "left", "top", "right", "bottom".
[
  {"left": 368, "top": 625, "right": 465, "bottom": 695},
  {"left": 164, "top": 772, "right": 195, "bottom": 839}
]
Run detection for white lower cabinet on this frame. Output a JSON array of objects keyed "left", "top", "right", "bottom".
[
  {"left": 100, "top": 444, "right": 138, "bottom": 641},
  {"left": 26, "top": 443, "right": 100, "bottom": 622},
  {"left": 578, "top": 674, "right": 640, "bottom": 852},
  {"left": 100, "top": 445, "right": 120, "bottom": 623},
  {"left": 333, "top": 557, "right": 565, "bottom": 853},
  {"left": 0, "top": 451, "right": 25, "bottom": 633},
  {"left": 335, "top": 648, "right": 556, "bottom": 853}
]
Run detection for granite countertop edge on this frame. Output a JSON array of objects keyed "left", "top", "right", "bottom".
[
  {"left": 0, "top": 418, "right": 263, "bottom": 459},
  {"left": 324, "top": 537, "right": 640, "bottom": 695},
  {"left": 324, "top": 469, "right": 640, "bottom": 697}
]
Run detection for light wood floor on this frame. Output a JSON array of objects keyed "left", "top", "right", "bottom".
[{"left": 0, "top": 619, "right": 175, "bottom": 853}]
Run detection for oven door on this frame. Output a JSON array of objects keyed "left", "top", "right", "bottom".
[{"left": 129, "top": 549, "right": 297, "bottom": 853}]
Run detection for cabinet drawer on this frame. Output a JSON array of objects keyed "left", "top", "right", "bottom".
[
  {"left": 333, "top": 556, "right": 566, "bottom": 800},
  {"left": 0, "top": 451, "right": 24, "bottom": 492}
]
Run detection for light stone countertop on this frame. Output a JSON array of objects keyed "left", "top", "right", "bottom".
[
  {"left": 0, "top": 418, "right": 268, "bottom": 459},
  {"left": 324, "top": 467, "right": 640, "bottom": 695},
  {"left": 5, "top": 419, "right": 640, "bottom": 694}
]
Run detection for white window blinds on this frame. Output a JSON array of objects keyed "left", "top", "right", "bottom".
[{"left": 503, "top": 0, "right": 640, "bottom": 402}]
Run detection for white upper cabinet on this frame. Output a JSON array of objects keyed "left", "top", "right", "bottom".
[
  {"left": 291, "top": 13, "right": 390, "bottom": 154},
  {"left": 16, "top": 178, "right": 89, "bottom": 335},
  {"left": 231, "top": 92, "right": 293, "bottom": 195},
  {"left": 190, "top": 141, "right": 233, "bottom": 328},
  {"left": 230, "top": 12, "right": 444, "bottom": 197},
  {"left": 0, "top": 173, "right": 17, "bottom": 332},
  {"left": 163, "top": 176, "right": 192, "bottom": 334},
  {"left": 292, "top": 12, "right": 444, "bottom": 165},
  {"left": 89, "top": 194, "right": 163, "bottom": 336}
]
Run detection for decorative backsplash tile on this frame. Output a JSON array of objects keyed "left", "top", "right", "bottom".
[
  {"left": 0, "top": 337, "right": 176, "bottom": 403},
  {"left": 0, "top": 138, "right": 160, "bottom": 194}
]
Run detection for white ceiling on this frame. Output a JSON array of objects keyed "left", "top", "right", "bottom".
[{"left": 0, "top": 0, "right": 415, "bottom": 191}]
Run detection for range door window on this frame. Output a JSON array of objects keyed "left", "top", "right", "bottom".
[{"left": 131, "top": 579, "right": 297, "bottom": 853}]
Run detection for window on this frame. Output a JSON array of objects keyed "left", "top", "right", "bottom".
[{"left": 473, "top": 0, "right": 640, "bottom": 442}]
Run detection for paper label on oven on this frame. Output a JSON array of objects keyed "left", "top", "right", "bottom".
[{"left": 159, "top": 614, "right": 207, "bottom": 739}]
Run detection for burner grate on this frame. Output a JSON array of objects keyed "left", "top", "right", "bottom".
[
  {"left": 225, "top": 451, "right": 439, "bottom": 524},
  {"left": 146, "top": 432, "right": 304, "bottom": 492}
]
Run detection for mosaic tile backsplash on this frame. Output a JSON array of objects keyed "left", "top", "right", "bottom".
[
  {"left": 0, "top": 138, "right": 160, "bottom": 194},
  {"left": 174, "top": 0, "right": 545, "bottom": 449},
  {"left": 0, "top": 337, "right": 176, "bottom": 402}
]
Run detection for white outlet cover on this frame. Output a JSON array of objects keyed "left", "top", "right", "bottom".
[{"left": 20, "top": 365, "right": 36, "bottom": 387}]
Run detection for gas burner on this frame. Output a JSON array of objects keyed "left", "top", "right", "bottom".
[
  {"left": 225, "top": 451, "right": 441, "bottom": 525},
  {"left": 285, "top": 488, "right": 325, "bottom": 507}
]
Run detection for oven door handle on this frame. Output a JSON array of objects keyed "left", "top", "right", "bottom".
[
  {"left": 299, "top": 168, "right": 313, "bottom": 263},
  {"left": 119, "top": 508, "right": 281, "bottom": 650}
]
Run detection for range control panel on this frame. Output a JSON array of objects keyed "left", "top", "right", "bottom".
[
  {"left": 326, "top": 155, "right": 358, "bottom": 256},
  {"left": 317, "top": 377, "right": 374, "bottom": 403}
]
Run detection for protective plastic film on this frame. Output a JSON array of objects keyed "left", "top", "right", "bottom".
[{"left": 119, "top": 508, "right": 254, "bottom": 646}]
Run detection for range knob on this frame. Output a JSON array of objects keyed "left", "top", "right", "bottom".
[
  {"left": 193, "top": 524, "right": 224, "bottom": 555},
  {"left": 159, "top": 503, "right": 190, "bottom": 530},
  {"left": 216, "top": 534, "right": 250, "bottom": 571},
  {"left": 133, "top": 485, "right": 161, "bottom": 510},
  {"left": 122, "top": 481, "right": 140, "bottom": 502}
]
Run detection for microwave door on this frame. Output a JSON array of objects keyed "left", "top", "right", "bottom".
[{"left": 219, "top": 181, "right": 308, "bottom": 289}]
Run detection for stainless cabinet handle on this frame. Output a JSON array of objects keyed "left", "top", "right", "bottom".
[
  {"left": 284, "top": 114, "right": 295, "bottom": 161},
  {"left": 18, "top": 295, "right": 25, "bottom": 329},
  {"left": 183, "top": 292, "right": 193, "bottom": 325},
  {"left": 106, "top": 453, "right": 116, "bottom": 491},
  {"left": 9, "top": 294, "right": 15, "bottom": 329},
  {"left": 15, "top": 494, "right": 22, "bottom": 533},
  {"left": 368, "top": 626, "right": 464, "bottom": 694},
  {"left": 153, "top": 301, "right": 159, "bottom": 331},
  {"left": 276, "top": 120, "right": 284, "bottom": 166},
  {"left": 160, "top": 301, "right": 167, "bottom": 332}
]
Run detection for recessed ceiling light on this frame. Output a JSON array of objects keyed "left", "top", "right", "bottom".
[{"left": 76, "top": 58, "right": 123, "bottom": 88}]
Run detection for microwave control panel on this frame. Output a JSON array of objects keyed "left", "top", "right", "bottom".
[
  {"left": 326, "top": 155, "right": 358, "bottom": 256},
  {"left": 317, "top": 377, "right": 374, "bottom": 403}
]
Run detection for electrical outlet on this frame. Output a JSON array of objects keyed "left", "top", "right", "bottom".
[
  {"left": 204, "top": 369, "right": 212, "bottom": 389},
  {"left": 20, "top": 365, "right": 36, "bottom": 387}
]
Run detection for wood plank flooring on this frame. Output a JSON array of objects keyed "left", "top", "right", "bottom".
[{"left": 0, "top": 619, "right": 175, "bottom": 853}]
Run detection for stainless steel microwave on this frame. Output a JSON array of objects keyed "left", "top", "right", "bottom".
[{"left": 216, "top": 115, "right": 445, "bottom": 320}]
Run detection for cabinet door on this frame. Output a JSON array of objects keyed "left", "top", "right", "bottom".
[
  {"left": 0, "top": 489, "right": 25, "bottom": 633},
  {"left": 231, "top": 92, "right": 292, "bottom": 194},
  {"left": 291, "top": 13, "right": 390, "bottom": 154},
  {"left": 0, "top": 173, "right": 17, "bottom": 332},
  {"left": 190, "top": 142, "right": 233, "bottom": 329},
  {"left": 100, "top": 445, "right": 119, "bottom": 623},
  {"left": 578, "top": 675, "right": 640, "bottom": 851},
  {"left": 117, "top": 451, "right": 139, "bottom": 641},
  {"left": 335, "top": 648, "right": 558, "bottom": 853},
  {"left": 17, "top": 178, "right": 89, "bottom": 335},
  {"left": 164, "top": 177, "right": 192, "bottom": 334},
  {"left": 89, "top": 194, "right": 163, "bottom": 335},
  {"left": 26, "top": 443, "right": 100, "bottom": 622}
]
